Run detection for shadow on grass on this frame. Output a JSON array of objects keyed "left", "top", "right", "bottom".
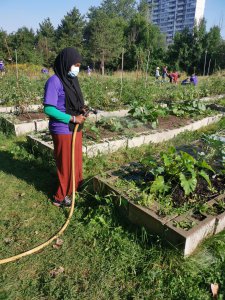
[{"left": 0, "top": 149, "right": 57, "bottom": 199}]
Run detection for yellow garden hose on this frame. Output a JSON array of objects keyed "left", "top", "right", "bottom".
[{"left": 0, "top": 123, "right": 79, "bottom": 265}]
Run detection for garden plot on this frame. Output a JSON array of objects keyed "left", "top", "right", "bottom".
[
  {"left": 0, "top": 104, "right": 42, "bottom": 113},
  {"left": 0, "top": 105, "right": 48, "bottom": 136},
  {"left": 1, "top": 92, "right": 224, "bottom": 136},
  {"left": 93, "top": 138, "right": 225, "bottom": 255},
  {"left": 26, "top": 98, "right": 223, "bottom": 157},
  {"left": 83, "top": 96, "right": 224, "bottom": 156},
  {"left": 27, "top": 113, "right": 222, "bottom": 159}
]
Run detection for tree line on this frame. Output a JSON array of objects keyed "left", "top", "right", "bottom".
[{"left": 0, "top": 0, "right": 224, "bottom": 75}]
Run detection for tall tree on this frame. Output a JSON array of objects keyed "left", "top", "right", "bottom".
[
  {"left": 86, "top": 8, "right": 125, "bottom": 74},
  {"left": 0, "top": 29, "right": 11, "bottom": 61},
  {"left": 9, "top": 27, "right": 41, "bottom": 64},
  {"left": 204, "top": 26, "right": 222, "bottom": 73},
  {"left": 100, "top": 0, "right": 137, "bottom": 21},
  {"left": 36, "top": 18, "right": 56, "bottom": 66},
  {"left": 125, "top": 0, "right": 166, "bottom": 71},
  {"left": 167, "top": 19, "right": 208, "bottom": 74},
  {"left": 56, "top": 7, "right": 85, "bottom": 53}
]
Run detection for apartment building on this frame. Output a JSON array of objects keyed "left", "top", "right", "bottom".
[{"left": 148, "top": 0, "right": 206, "bottom": 44}]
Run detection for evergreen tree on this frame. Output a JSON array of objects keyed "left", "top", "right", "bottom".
[
  {"left": 36, "top": 18, "right": 57, "bottom": 67},
  {"left": 56, "top": 7, "right": 85, "bottom": 53},
  {"left": 85, "top": 8, "right": 125, "bottom": 74},
  {"left": 0, "top": 29, "right": 11, "bottom": 61}
]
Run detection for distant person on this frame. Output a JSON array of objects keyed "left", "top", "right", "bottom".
[
  {"left": 41, "top": 68, "right": 49, "bottom": 74},
  {"left": 87, "top": 66, "right": 91, "bottom": 76},
  {"left": 181, "top": 77, "right": 190, "bottom": 85},
  {"left": 155, "top": 67, "right": 160, "bottom": 80},
  {"left": 169, "top": 71, "right": 180, "bottom": 84},
  {"left": 190, "top": 74, "right": 198, "bottom": 86},
  {"left": 162, "top": 66, "right": 168, "bottom": 81},
  {"left": 0, "top": 60, "right": 5, "bottom": 77}
]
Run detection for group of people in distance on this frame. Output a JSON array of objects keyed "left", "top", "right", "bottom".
[{"left": 155, "top": 65, "right": 198, "bottom": 86}]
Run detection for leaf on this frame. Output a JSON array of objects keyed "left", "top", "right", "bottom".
[
  {"left": 97, "top": 216, "right": 107, "bottom": 225},
  {"left": 90, "top": 126, "right": 99, "bottom": 134},
  {"left": 150, "top": 176, "right": 170, "bottom": 195},
  {"left": 198, "top": 160, "right": 215, "bottom": 173},
  {"left": 199, "top": 170, "right": 212, "bottom": 187},
  {"left": 161, "top": 153, "right": 173, "bottom": 167},
  {"left": 172, "top": 108, "right": 184, "bottom": 116},
  {"left": 154, "top": 166, "right": 164, "bottom": 176},
  {"left": 179, "top": 173, "right": 197, "bottom": 195}
]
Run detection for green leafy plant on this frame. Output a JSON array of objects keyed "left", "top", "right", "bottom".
[
  {"left": 173, "top": 219, "right": 196, "bottom": 231},
  {"left": 97, "top": 117, "right": 124, "bottom": 132},
  {"left": 141, "top": 146, "right": 215, "bottom": 197},
  {"left": 168, "top": 100, "right": 207, "bottom": 117},
  {"left": 83, "top": 121, "right": 100, "bottom": 141},
  {"left": 128, "top": 101, "right": 166, "bottom": 129},
  {"left": 201, "top": 133, "right": 225, "bottom": 168}
]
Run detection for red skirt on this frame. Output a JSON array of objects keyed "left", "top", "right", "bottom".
[{"left": 52, "top": 132, "right": 83, "bottom": 201}]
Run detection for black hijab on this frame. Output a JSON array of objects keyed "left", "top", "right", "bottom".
[{"left": 53, "top": 47, "right": 84, "bottom": 131}]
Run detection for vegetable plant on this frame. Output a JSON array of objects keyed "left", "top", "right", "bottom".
[
  {"left": 168, "top": 100, "right": 207, "bottom": 117},
  {"left": 141, "top": 146, "right": 215, "bottom": 197},
  {"left": 128, "top": 101, "right": 166, "bottom": 129}
]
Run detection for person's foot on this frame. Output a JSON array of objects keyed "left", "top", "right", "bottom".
[{"left": 52, "top": 196, "right": 72, "bottom": 207}]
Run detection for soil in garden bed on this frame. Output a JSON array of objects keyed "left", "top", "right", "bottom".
[
  {"left": 171, "top": 176, "right": 225, "bottom": 208},
  {"left": 84, "top": 115, "right": 191, "bottom": 141},
  {"left": 157, "top": 115, "right": 190, "bottom": 130},
  {"left": 15, "top": 112, "right": 47, "bottom": 121}
]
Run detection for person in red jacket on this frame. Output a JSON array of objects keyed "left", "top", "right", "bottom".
[{"left": 168, "top": 71, "right": 180, "bottom": 84}]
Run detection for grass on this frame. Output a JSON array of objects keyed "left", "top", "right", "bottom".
[{"left": 0, "top": 121, "right": 225, "bottom": 299}]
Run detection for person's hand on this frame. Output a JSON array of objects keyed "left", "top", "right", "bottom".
[{"left": 74, "top": 114, "right": 86, "bottom": 124}]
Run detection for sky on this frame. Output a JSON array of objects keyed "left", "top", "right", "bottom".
[{"left": 0, "top": 0, "right": 224, "bottom": 38}]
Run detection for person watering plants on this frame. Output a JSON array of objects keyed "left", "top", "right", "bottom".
[{"left": 43, "top": 47, "right": 86, "bottom": 207}]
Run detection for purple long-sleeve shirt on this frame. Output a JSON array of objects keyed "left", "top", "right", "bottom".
[{"left": 44, "top": 75, "right": 71, "bottom": 134}]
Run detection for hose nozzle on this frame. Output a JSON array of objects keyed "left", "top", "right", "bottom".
[{"left": 83, "top": 107, "right": 98, "bottom": 117}]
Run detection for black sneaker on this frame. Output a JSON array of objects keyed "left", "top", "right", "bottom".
[{"left": 52, "top": 196, "right": 72, "bottom": 207}]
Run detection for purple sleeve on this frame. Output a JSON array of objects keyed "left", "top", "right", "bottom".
[{"left": 43, "top": 76, "right": 59, "bottom": 107}]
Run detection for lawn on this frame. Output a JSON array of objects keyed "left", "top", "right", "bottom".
[{"left": 0, "top": 119, "right": 225, "bottom": 299}]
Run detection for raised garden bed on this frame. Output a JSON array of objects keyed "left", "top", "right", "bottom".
[
  {"left": 0, "top": 104, "right": 42, "bottom": 113},
  {"left": 93, "top": 141, "right": 225, "bottom": 256},
  {"left": 0, "top": 111, "right": 48, "bottom": 136},
  {"left": 27, "top": 114, "right": 223, "bottom": 158}
]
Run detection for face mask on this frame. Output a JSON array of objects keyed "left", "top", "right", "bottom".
[{"left": 68, "top": 65, "right": 80, "bottom": 78}]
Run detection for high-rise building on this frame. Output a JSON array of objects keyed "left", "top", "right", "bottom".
[{"left": 148, "top": 0, "right": 206, "bottom": 44}]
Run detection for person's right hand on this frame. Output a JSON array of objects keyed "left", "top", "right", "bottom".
[{"left": 74, "top": 114, "right": 86, "bottom": 124}]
